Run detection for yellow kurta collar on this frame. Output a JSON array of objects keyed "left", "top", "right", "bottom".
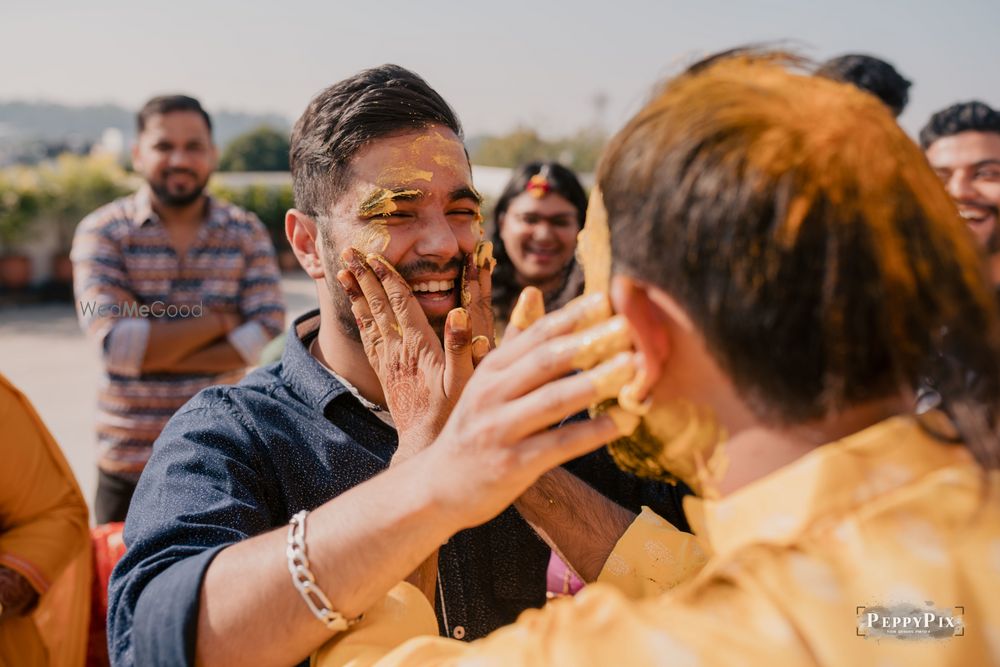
[{"left": 683, "top": 416, "right": 972, "bottom": 561}]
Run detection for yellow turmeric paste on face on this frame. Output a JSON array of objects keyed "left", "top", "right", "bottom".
[{"left": 355, "top": 188, "right": 424, "bottom": 254}]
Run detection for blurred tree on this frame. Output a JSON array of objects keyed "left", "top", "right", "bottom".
[
  {"left": 471, "top": 126, "right": 607, "bottom": 173},
  {"left": 219, "top": 126, "right": 290, "bottom": 172},
  {"left": 553, "top": 127, "right": 607, "bottom": 173},
  {"left": 472, "top": 127, "right": 550, "bottom": 169},
  {"left": 0, "top": 168, "right": 43, "bottom": 254},
  {"left": 0, "top": 167, "right": 45, "bottom": 288},
  {"left": 209, "top": 182, "right": 294, "bottom": 250}
]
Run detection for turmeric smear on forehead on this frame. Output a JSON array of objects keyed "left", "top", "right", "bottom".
[
  {"left": 411, "top": 131, "right": 469, "bottom": 172},
  {"left": 377, "top": 165, "right": 433, "bottom": 185},
  {"left": 411, "top": 130, "right": 460, "bottom": 154}
]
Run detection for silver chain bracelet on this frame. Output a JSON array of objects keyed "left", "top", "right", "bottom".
[{"left": 286, "top": 510, "right": 363, "bottom": 632}]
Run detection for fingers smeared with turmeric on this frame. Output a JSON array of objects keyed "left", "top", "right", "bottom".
[
  {"left": 508, "top": 287, "right": 546, "bottom": 332},
  {"left": 488, "top": 294, "right": 639, "bottom": 415},
  {"left": 461, "top": 240, "right": 496, "bottom": 364},
  {"left": 500, "top": 288, "right": 638, "bottom": 423},
  {"left": 507, "top": 286, "right": 613, "bottom": 336}
]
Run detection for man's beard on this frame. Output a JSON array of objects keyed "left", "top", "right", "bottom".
[
  {"left": 149, "top": 168, "right": 209, "bottom": 208},
  {"left": 321, "top": 235, "right": 463, "bottom": 344}
]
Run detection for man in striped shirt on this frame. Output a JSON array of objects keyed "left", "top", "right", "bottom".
[{"left": 71, "top": 95, "right": 285, "bottom": 523}]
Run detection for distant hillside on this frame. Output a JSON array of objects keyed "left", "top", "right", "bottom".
[{"left": 0, "top": 100, "right": 290, "bottom": 150}]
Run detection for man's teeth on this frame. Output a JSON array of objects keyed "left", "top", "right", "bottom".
[
  {"left": 411, "top": 279, "right": 455, "bottom": 293},
  {"left": 960, "top": 210, "right": 988, "bottom": 221}
]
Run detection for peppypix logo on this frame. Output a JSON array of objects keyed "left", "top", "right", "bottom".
[{"left": 857, "top": 601, "right": 964, "bottom": 641}]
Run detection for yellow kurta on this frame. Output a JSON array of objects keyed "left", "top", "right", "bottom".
[
  {"left": 0, "top": 373, "right": 91, "bottom": 667},
  {"left": 315, "top": 416, "right": 1000, "bottom": 666}
]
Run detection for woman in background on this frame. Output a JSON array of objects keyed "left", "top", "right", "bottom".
[
  {"left": 490, "top": 162, "right": 590, "bottom": 595},
  {"left": 0, "top": 372, "right": 91, "bottom": 666},
  {"left": 490, "top": 162, "right": 588, "bottom": 335}
]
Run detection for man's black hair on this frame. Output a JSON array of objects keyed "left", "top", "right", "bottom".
[
  {"left": 290, "top": 64, "right": 463, "bottom": 217},
  {"left": 137, "top": 95, "right": 212, "bottom": 135},
  {"left": 816, "top": 54, "right": 911, "bottom": 117},
  {"left": 919, "top": 101, "right": 1000, "bottom": 150}
]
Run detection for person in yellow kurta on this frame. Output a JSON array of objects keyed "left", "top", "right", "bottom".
[
  {"left": 0, "top": 372, "right": 91, "bottom": 667},
  {"left": 307, "top": 51, "right": 1000, "bottom": 666}
]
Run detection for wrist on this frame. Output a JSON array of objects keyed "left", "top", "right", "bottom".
[
  {"left": 390, "top": 426, "right": 438, "bottom": 467},
  {"left": 404, "top": 447, "right": 468, "bottom": 534}
]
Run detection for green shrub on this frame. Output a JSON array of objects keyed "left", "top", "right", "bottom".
[
  {"left": 0, "top": 168, "right": 44, "bottom": 253},
  {"left": 218, "top": 126, "right": 290, "bottom": 172},
  {"left": 0, "top": 155, "right": 297, "bottom": 256},
  {"left": 37, "top": 154, "right": 132, "bottom": 250},
  {"left": 210, "top": 182, "right": 294, "bottom": 251}
]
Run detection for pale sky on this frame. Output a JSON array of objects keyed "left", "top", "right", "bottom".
[{"left": 2, "top": 0, "right": 998, "bottom": 139}]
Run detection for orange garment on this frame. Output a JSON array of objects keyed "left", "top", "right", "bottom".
[
  {"left": 0, "top": 372, "right": 91, "bottom": 667},
  {"left": 87, "top": 523, "right": 126, "bottom": 667},
  {"left": 315, "top": 417, "right": 1000, "bottom": 666}
]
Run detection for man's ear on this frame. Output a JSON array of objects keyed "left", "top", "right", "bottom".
[
  {"left": 610, "top": 275, "right": 672, "bottom": 401},
  {"left": 286, "top": 209, "right": 325, "bottom": 280}
]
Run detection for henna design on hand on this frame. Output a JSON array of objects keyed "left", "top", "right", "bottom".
[{"left": 385, "top": 362, "right": 432, "bottom": 433}]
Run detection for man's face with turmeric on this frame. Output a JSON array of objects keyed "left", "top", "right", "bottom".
[{"left": 318, "top": 126, "right": 484, "bottom": 338}]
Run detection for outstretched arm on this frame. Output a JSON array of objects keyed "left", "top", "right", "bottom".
[{"left": 192, "top": 290, "right": 634, "bottom": 666}]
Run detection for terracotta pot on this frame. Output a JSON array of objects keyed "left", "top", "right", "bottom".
[
  {"left": 0, "top": 254, "right": 32, "bottom": 290},
  {"left": 51, "top": 252, "right": 74, "bottom": 284}
]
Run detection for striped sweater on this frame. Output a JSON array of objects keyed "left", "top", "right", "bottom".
[{"left": 71, "top": 187, "right": 285, "bottom": 478}]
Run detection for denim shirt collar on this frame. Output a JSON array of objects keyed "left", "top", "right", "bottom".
[{"left": 279, "top": 309, "right": 352, "bottom": 413}]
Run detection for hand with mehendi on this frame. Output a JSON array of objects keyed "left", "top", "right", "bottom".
[
  {"left": 338, "top": 247, "right": 475, "bottom": 464},
  {"left": 0, "top": 565, "right": 38, "bottom": 620}
]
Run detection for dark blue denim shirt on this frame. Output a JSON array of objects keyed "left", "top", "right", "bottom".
[{"left": 107, "top": 310, "right": 691, "bottom": 667}]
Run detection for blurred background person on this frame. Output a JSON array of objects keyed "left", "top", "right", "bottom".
[
  {"left": 0, "top": 372, "right": 90, "bottom": 667},
  {"left": 816, "top": 53, "right": 912, "bottom": 117},
  {"left": 921, "top": 101, "right": 1000, "bottom": 283},
  {"left": 490, "top": 162, "right": 591, "bottom": 594},
  {"left": 490, "top": 162, "right": 587, "bottom": 335},
  {"left": 71, "top": 95, "right": 286, "bottom": 523}
]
